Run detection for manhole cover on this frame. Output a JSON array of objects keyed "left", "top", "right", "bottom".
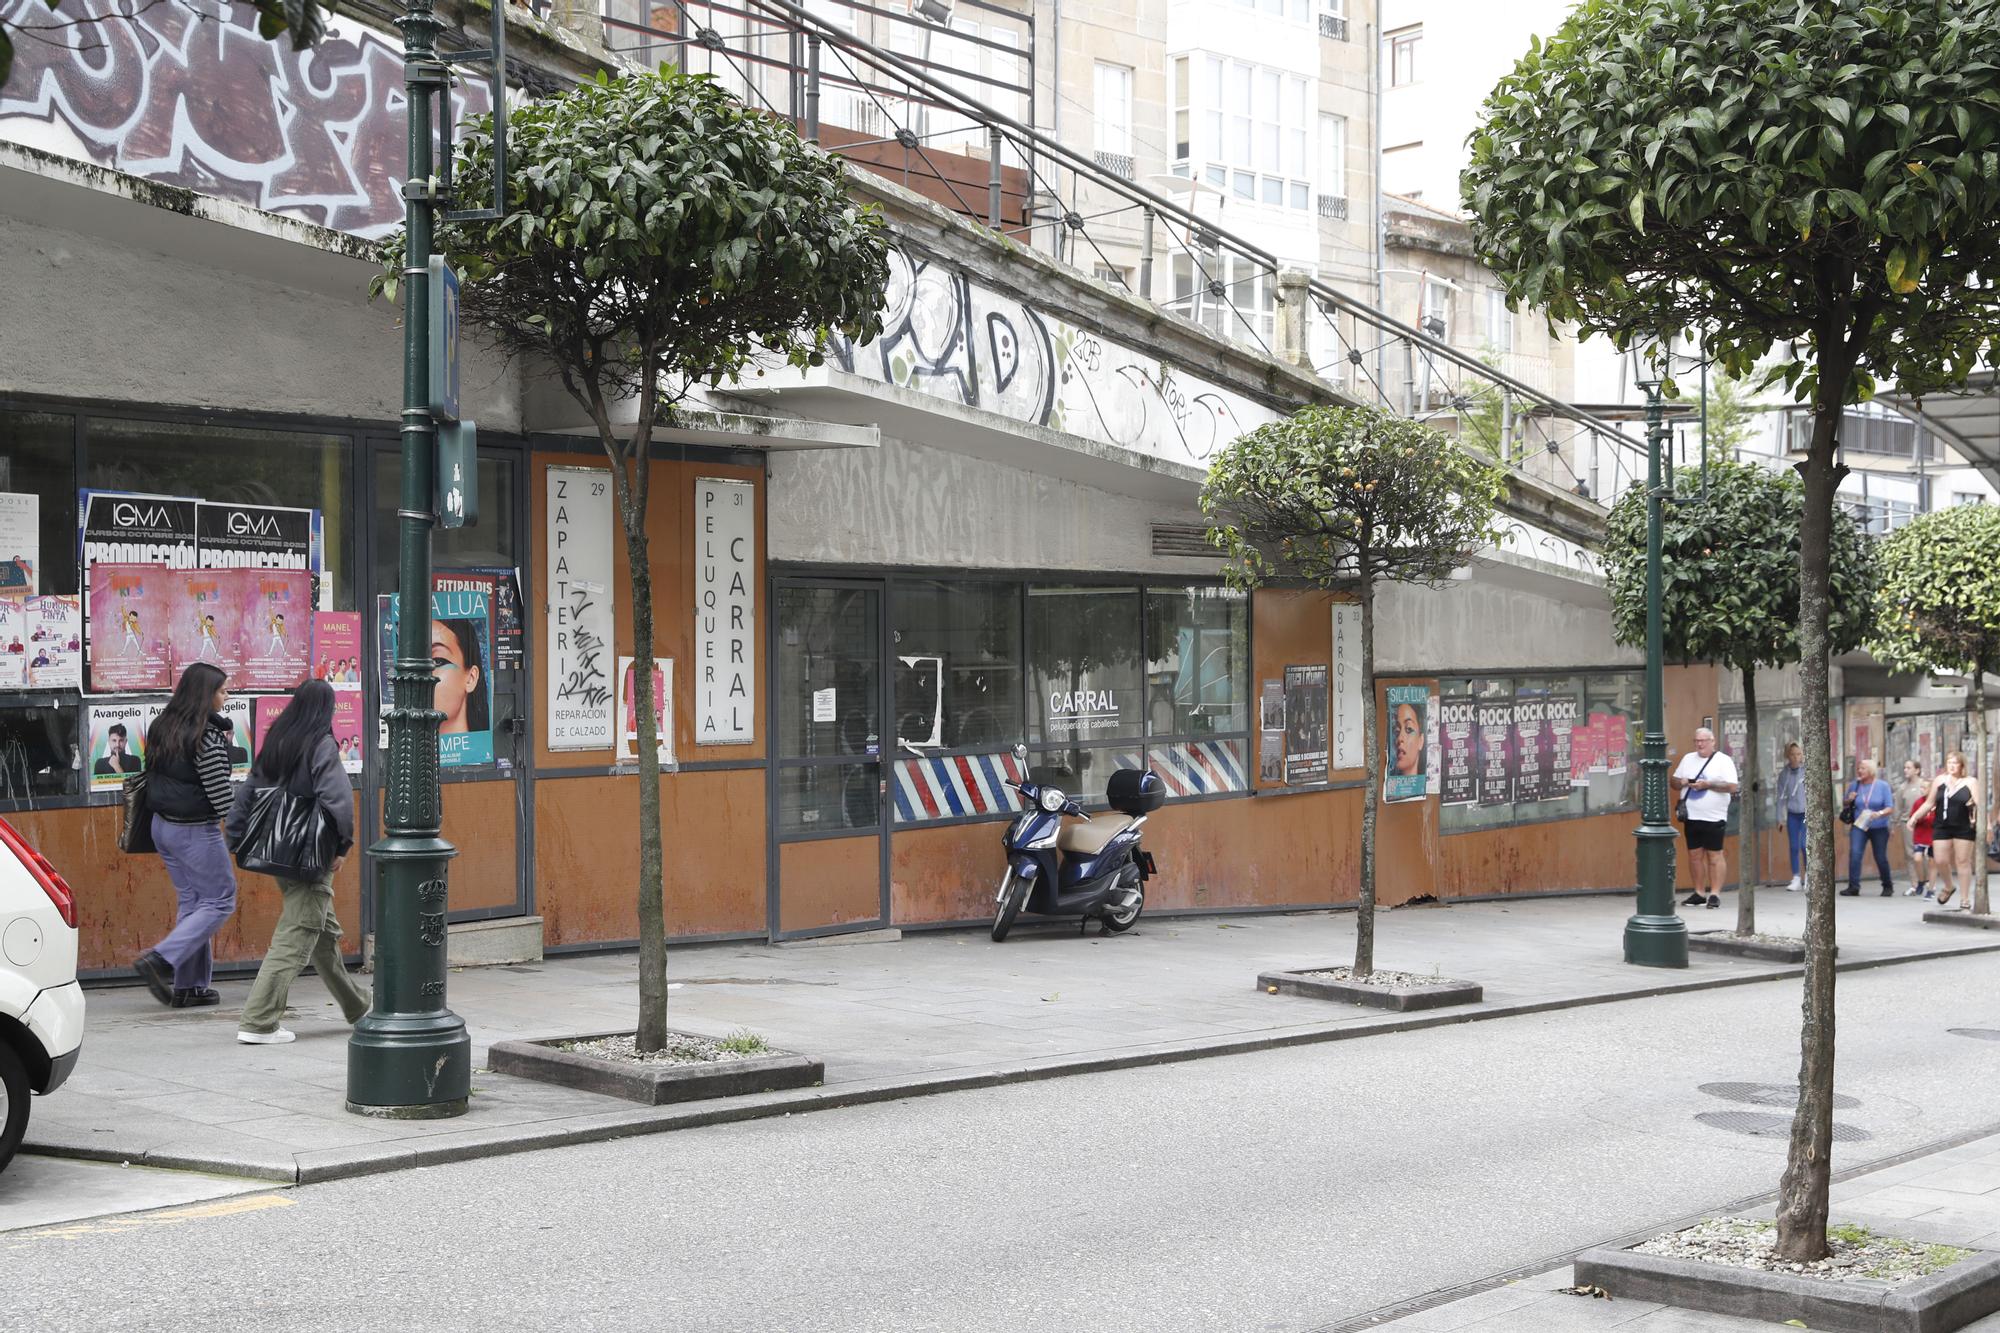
[
  {"left": 1700, "top": 1081, "right": 1860, "bottom": 1110},
  {"left": 1949, "top": 1028, "right": 2000, "bottom": 1041},
  {"left": 1695, "top": 1110, "right": 1871, "bottom": 1142}
]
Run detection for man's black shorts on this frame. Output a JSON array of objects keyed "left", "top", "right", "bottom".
[{"left": 1684, "top": 819, "right": 1726, "bottom": 852}]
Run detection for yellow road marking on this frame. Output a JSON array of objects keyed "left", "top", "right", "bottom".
[{"left": 13, "top": 1192, "right": 294, "bottom": 1241}]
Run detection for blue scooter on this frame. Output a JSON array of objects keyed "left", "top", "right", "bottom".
[{"left": 992, "top": 744, "right": 1163, "bottom": 942}]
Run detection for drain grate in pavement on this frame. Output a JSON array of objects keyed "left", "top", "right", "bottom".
[
  {"left": 1695, "top": 1110, "right": 1871, "bottom": 1142},
  {"left": 1700, "top": 1081, "right": 1860, "bottom": 1110},
  {"left": 1948, "top": 1028, "right": 2000, "bottom": 1041}
]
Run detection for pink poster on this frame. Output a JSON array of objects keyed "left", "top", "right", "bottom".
[
  {"left": 88, "top": 562, "right": 175, "bottom": 692},
  {"left": 333, "top": 688, "right": 365, "bottom": 774},
  {"left": 1605, "top": 715, "right": 1629, "bottom": 776},
  {"left": 1569, "top": 714, "right": 1596, "bottom": 783},
  {"left": 26, "top": 595, "right": 82, "bottom": 689},
  {"left": 168, "top": 570, "right": 243, "bottom": 678},
  {"left": 313, "top": 612, "right": 362, "bottom": 685},
  {"left": 235, "top": 570, "right": 312, "bottom": 690},
  {"left": 1586, "top": 712, "right": 1610, "bottom": 774},
  {"left": 252, "top": 694, "right": 292, "bottom": 752}
]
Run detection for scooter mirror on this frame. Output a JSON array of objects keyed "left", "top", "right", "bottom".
[{"left": 1012, "top": 743, "right": 1028, "bottom": 764}]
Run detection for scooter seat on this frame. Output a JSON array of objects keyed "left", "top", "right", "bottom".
[{"left": 1057, "top": 813, "right": 1135, "bottom": 856}]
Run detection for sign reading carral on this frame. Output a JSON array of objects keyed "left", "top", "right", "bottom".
[{"left": 695, "top": 479, "right": 755, "bottom": 745}]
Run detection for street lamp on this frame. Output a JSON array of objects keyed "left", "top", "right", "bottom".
[{"left": 1624, "top": 377, "right": 1690, "bottom": 967}]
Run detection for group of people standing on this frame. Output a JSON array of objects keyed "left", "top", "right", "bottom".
[
  {"left": 127, "top": 663, "right": 371, "bottom": 1044},
  {"left": 1770, "top": 742, "right": 1986, "bottom": 906}
]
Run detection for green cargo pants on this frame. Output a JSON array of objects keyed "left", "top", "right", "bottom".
[{"left": 239, "top": 876, "right": 372, "bottom": 1034}]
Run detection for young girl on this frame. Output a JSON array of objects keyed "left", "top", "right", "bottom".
[{"left": 1900, "top": 758, "right": 1934, "bottom": 899}]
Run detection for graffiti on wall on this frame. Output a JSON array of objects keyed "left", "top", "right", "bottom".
[
  {"left": 0, "top": 0, "right": 488, "bottom": 238},
  {"left": 827, "top": 247, "right": 1281, "bottom": 472}
]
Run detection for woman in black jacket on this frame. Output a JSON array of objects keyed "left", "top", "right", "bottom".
[
  {"left": 132, "top": 663, "right": 239, "bottom": 1008},
  {"left": 227, "top": 679, "right": 369, "bottom": 1044}
]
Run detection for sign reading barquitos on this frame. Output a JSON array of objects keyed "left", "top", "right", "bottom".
[{"left": 696, "top": 479, "right": 755, "bottom": 745}]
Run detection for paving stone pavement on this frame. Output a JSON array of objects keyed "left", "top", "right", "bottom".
[
  {"left": 25, "top": 889, "right": 2000, "bottom": 1184},
  {"left": 1365, "top": 1134, "right": 2000, "bottom": 1331}
]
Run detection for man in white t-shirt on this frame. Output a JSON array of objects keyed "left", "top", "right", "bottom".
[{"left": 1671, "top": 726, "right": 1740, "bottom": 911}]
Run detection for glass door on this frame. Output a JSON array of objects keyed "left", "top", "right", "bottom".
[{"left": 771, "top": 579, "right": 888, "bottom": 938}]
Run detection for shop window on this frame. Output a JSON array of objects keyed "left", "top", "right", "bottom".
[
  {"left": 1145, "top": 586, "right": 1248, "bottom": 737},
  {"left": 0, "top": 410, "right": 77, "bottom": 595},
  {"left": 777, "top": 584, "right": 880, "bottom": 760},
  {"left": 1026, "top": 743, "right": 1145, "bottom": 808},
  {"left": 1581, "top": 674, "right": 1640, "bottom": 817},
  {"left": 1439, "top": 671, "right": 1640, "bottom": 834},
  {"left": 1026, "top": 585, "right": 1143, "bottom": 745},
  {"left": 371, "top": 452, "right": 517, "bottom": 598},
  {"left": 1512, "top": 674, "right": 1587, "bottom": 824},
  {"left": 85, "top": 417, "right": 356, "bottom": 612},
  {"left": 778, "top": 762, "right": 879, "bottom": 835},
  {"left": 0, "top": 701, "right": 80, "bottom": 799},
  {"left": 891, "top": 580, "right": 1023, "bottom": 752}
]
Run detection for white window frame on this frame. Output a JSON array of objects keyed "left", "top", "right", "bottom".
[
  {"left": 1484, "top": 288, "right": 1514, "bottom": 352},
  {"left": 1172, "top": 52, "right": 1314, "bottom": 212},
  {"left": 1387, "top": 25, "right": 1421, "bottom": 87},
  {"left": 1094, "top": 61, "right": 1134, "bottom": 158},
  {"left": 1318, "top": 112, "right": 1347, "bottom": 202}
]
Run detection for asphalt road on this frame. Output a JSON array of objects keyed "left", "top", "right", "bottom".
[{"left": 6, "top": 953, "right": 1999, "bottom": 1333}]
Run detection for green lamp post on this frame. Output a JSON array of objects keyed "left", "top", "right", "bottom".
[
  {"left": 346, "top": 0, "right": 472, "bottom": 1116},
  {"left": 1624, "top": 378, "right": 1690, "bottom": 968}
]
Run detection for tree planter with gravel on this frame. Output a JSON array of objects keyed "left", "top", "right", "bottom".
[
  {"left": 488, "top": 1029, "right": 823, "bottom": 1106},
  {"left": 1255, "top": 965, "right": 1481, "bottom": 1012}
]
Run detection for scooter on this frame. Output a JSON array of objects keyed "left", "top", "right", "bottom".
[{"left": 992, "top": 744, "right": 1163, "bottom": 942}]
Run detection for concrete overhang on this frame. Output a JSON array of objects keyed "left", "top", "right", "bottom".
[
  {"left": 528, "top": 401, "right": 881, "bottom": 452},
  {"left": 731, "top": 368, "right": 1209, "bottom": 503},
  {"left": 0, "top": 139, "right": 383, "bottom": 299},
  {"left": 1880, "top": 371, "right": 2000, "bottom": 490}
]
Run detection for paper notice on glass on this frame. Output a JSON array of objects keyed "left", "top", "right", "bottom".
[{"left": 813, "top": 687, "right": 836, "bottom": 723}]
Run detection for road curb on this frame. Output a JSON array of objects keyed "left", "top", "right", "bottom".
[{"left": 26, "top": 935, "right": 2000, "bottom": 1186}]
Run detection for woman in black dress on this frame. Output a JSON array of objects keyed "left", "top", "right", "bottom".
[{"left": 1909, "top": 750, "right": 1980, "bottom": 909}]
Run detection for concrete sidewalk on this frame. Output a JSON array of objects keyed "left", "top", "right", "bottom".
[
  {"left": 26, "top": 890, "right": 1999, "bottom": 1184},
  {"left": 1357, "top": 1129, "right": 2000, "bottom": 1331}
]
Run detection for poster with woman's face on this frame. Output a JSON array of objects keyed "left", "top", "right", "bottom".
[{"left": 1384, "top": 685, "right": 1429, "bottom": 802}]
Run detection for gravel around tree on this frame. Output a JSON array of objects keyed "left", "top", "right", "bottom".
[{"left": 1635, "top": 1218, "right": 1970, "bottom": 1284}]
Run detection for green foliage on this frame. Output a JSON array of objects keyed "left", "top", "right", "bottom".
[
  {"left": 376, "top": 67, "right": 890, "bottom": 406},
  {"left": 1, "top": 0, "right": 325, "bottom": 88},
  {"left": 1464, "top": 0, "right": 2000, "bottom": 405},
  {"left": 1600, "top": 459, "right": 1877, "bottom": 671},
  {"left": 715, "top": 1029, "right": 770, "bottom": 1055},
  {"left": 1201, "top": 405, "right": 1507, "bottom": 592},
  {"left": 1703, "top": 374, "right": 1758, "bottom": 459},
  {"left": 1869, "top": 504, "right": 2000, "bottom": 675}
]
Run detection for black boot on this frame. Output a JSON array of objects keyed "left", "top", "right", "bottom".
[{"left": 132, "top": 951, "right": 174, "bottom": 1006}]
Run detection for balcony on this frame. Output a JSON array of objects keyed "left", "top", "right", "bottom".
[
  {"left": 1318, "top": 12, "right": 1349, "bottom": 39},
  {"left": 1316, "top": 193, "right": 1349, "bottom": 220},
  {"left": 1094, "top": 150, "right": 1137, "bottom": 181}
]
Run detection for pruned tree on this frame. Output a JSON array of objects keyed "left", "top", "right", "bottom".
[
  {"left": 377, "top": 69, "right": 890, "bottom": 1050},
  {"left": 1870, "top": 503, "right": 2000, "bottom": 916},
  {"left": 1466, "top": 0, "right": 2000, "bottom": 1261},
  {"left": 1203, "top": 405, "right": 1504, "bottom": 977},
  {"left": 1600, "top": 458, "right": 1876, "bottom": 935}
]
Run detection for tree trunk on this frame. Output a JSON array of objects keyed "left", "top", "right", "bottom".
[
  {"left": 1774, "top": 386, "right": 1846, "bottom": 1264},
  {"left": 1975, "top": 655, "right": 1990, "bottom": 917},
  {"left": 1738, "top": 666, "right": 1759, "bottom": 936},
  {"left": 1355, "top": 562, "right": 1377, "bottom": 978}
]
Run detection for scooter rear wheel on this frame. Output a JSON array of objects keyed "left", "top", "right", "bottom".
[
  {"left": 1100, "top": 887, "right": 1144, "bottom": 933},
  {"left": 991, "top": 869, "right": 1027, "bottom": 942}
]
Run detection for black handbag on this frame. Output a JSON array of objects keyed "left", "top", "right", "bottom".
[
  {"left": 232, "top": 765, "right": 341, "bottom": 880},
  {"left": 1838, "top": 790, "right": 1857, "bottom": 825},
  {"left": 118, "top": 772, "right": 155, "bottom": 854}
]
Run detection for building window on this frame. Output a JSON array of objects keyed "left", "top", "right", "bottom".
[
  {"left": 1956, "top": 492, "right": 1986, "bottom": 506},
  {"left": 1382, "top": 141, "right": 1424, "bottom": 199},
  {"left": 1145, "top": 587, "right": 1248, "bottom": 738},
  {"left": 1484, "top": 288, "right": 1514, "bottom": 353},
  {"left": 1422, "top": 277, "right": 1454, "bottom": 342},
  {"left": 1173, "top": 252, "right": 1276, "bottom": 349},
  {"left": 1387, "top": 25, "right": 1421, "bottom": 87},
  {"left": 1093, "top": 61, "right": 1133, "bottom": 159},
  {"left": 1318, "top": 112, "right": 1348, "bottom": 206},
  {"left": 891, "top": 580, "right": 1023, "bottom": 752},
  {"left": 1174, "top": 53, "right": 1313, "bottom": 211},
  {"left": 0, "top": 409, "right": 81, "bottom": 801}
]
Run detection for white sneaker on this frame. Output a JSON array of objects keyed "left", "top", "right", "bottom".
[
  {"left": 1786, "top": 876, "right": 1803, "bottom": 893},
  {"left": 1905, "top": 883, "right": 1922, "bottom": 896},
  {"left": 237, "top": 1027, "right": 296, "bottom": 1045}
]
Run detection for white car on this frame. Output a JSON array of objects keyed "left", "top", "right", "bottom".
[{"left": 0, "top": 816, "right": 83, "bottom": 1174}]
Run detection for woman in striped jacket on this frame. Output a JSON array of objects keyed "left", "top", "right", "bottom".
[{"left": 132, "top": 662, "right": 240, "bottom": 1008}]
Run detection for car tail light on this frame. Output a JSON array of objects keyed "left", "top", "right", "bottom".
[{"left": 0, "top": 816, "right": 76, "bottom": 929}]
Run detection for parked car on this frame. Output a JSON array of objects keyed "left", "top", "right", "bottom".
[{"left": 0, "top": 815, "right": 82, "bottom": 1173}]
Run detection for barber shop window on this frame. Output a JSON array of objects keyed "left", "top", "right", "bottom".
[
  {"left": 1026, "top": 585, "right": 1143, "bottom": 746},
  {"left": 891, "top": 579, "right": 1024, "bottom": 753},
  {"left": 1145, "top": 587, "right": 1248, "bottom": 737}
]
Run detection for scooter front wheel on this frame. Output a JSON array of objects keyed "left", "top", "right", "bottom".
[{"left": 991, "top": 868, "right": 1027, "bottom": 942}]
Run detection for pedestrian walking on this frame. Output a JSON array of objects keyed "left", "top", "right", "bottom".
[
  {"left": 1776, "top": 741, "right": 1809, "bottom": 892},
  {"left": 130, "top": 663, "right": 238, "bottom": 1008},
  {"left": 1899, "top": 758, "right": 1934, "bottom": 899},
  {"left": 226, "top": 680, "right": 370, "bottom": 1045},
  {"left": 1909, "top": 751, "right": 1980, "bottom": 908},
  {"left": 1841, "top": 758, "right": 1895, "bottom": 897},
  {"left": 1672, "top": 726, "right": 1739, "bottom": 910}
]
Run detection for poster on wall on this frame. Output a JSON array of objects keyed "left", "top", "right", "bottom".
[
  {"left": 86, "top": 699, "right": 158, "bottom": 791},
  {"left": 1548, "top": 694, "right": 1579, "bottom": 796},
  {"left": 80, "top": 491, "right": 196, "bottom": 673},
  {"left": 1513, "top": 688, "right": 1548, "bottom": 804},
  {"left": 1260, "top": 679, "right": 1284, "bottom": 733},
  {"left": 1383, "top": 684, "right": 1429, "bottom": 803},
  {"left": 252, "top": 693, "right": 290, "bottom": 753},
  {"left": 195, "top": 501, "right": 313, "bottom": 572},
  {"left": 1283, "top": 664, "right": 1328, "bottom": 786},
  {"left": 380, "top": 586, "right": 494, "bottom": 767},
  {"left": 0, "top": 492, "right": 37, "bottom": 592},
  {"left": 1331, "top": 604, "right": 1363, "bottom": 771},
  {"left": 0, "top": 598, "right": 23, "bottom": 689},
  {"left": 1475, "top": 694, "right": 1515, "bottom": 806},
  {"left": 546, "top": 466, "right": 617, "bottom": 751},
  {"left": 1606, "top": 712, "right": 1630, "bottom": 776},
  {"left": 617, "top": 656, "right": 675, "bottom": 766},
  {"left": 222, "top": 694, "right": 255, "bottom": 778},
  {"left": 87, "top": 562, "right": 175, "bottom": 692},
  {"left": 167, "top": 570, "right": 243, "bottom": 679},
  {"left": 1439, "top": 692, "right": 1476, "bottom": 806},
  {"left": 1259, "top": 730, "right": 1284, "bottom": 783},
  {"left": 25, "top": 595, "right": 81, "bottom": 688},
  {"left": 1569, "top": 703, "right": 1597, "bottom": 786},
  {"left": 695, "top": 478, "right": 756, "bottom": 745},
  {"left": 333, "top": 689, "right": 366, "bottom": 774},
  {"left": 234, "top": 570, "right": 313, "bottom": 690},
  {"left": 468, "top": 568, "right": 525, "bottom": 671},
  {"left": 313, "top": 611, "right": 362, "bottom": 684}
]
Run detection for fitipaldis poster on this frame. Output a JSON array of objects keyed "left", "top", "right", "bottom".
[{"left": 236, "top": 570, "right": 312, "bottom": 690}]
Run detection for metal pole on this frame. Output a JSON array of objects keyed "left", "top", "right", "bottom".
[
  {"left": 1625, "top": 380, "right": 1690, "bottom": 968},
  {"left": 348, "top": 0, "right": 471, "bottom": 1116},
  {"left": 988, "top": 125, "right": 1003, "bottom": 228},
  {"left": 1139, "top": 206, "right": 1154, "bottom": 301},
  {"left": 805, "top": 33, "right": 821, "bottom": 144}
]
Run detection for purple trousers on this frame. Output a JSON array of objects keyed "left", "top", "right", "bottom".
[{"left": 150, "top": 816, "right": 239, "bottom": 991}]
